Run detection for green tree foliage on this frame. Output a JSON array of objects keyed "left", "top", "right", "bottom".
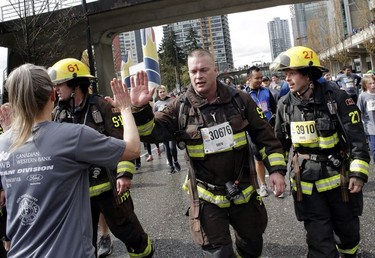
[
  {"left": 158, "top": 30, "right": 186, "bottom": 92},
  {"left": 184, "top": 27, "right": 200, "bottom": 54},
  {"left": 180, "top": 65, "right": 191, "bottom": 90}
]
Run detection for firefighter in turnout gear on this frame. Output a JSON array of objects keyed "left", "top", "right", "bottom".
[
  {"left": 49, "top": 58, "right": 153, "bottom": 258},
  {"left": 272, "top": 46, "right": 370, "bottom": 258},
  {"left": 130, "top": 49, "right": 287, "bottom": 257}
]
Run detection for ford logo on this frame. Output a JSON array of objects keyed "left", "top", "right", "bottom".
[{"left": 27, "top": 174, "right": 43, "bottom": 182}]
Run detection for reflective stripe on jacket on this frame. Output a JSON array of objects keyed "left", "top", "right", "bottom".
[
  {"left": 291, "top": 174, "right": 341, "bottom": 195},
  {"left": 182, "top": 177, "right": 256, "bottom": 208}
]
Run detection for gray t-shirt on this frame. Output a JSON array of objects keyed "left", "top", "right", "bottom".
[
  {"left": 153, "top": 97, "right": 173, "bottom": 113},
  {"left": 357, "top": 91, "right": 375, "bottom": 135},
  {"left": 336, "top": 73, "right": 361, "bottom": 96},
  {"left": 0, "top": 121, "right": 125, "bottom": 258}
]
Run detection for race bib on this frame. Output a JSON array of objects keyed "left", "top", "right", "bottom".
[
  {"left": 259, "top": 101, "right": 269, "bottom": 112},
  {"left": 344, "top": 78, "right": 354, "bottom": 88},
  {"left": 290, "top": 121, "right": 318, "bottom": 144},
  {"left": 200, "top": 122, "right": 234, "bottom": 154},
  {"left": 367, "top": 99, "right": 375, "bottom": 112}
]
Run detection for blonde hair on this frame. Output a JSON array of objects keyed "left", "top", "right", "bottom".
[
  {"left": 5, "top": 64, "right": 53, "bottom": 150},
  {"left": 361, "top": 74, "right": 375, "bottom": 92},
  {"left": 158, "top": 85, "right": 167, "bottom": 93}
]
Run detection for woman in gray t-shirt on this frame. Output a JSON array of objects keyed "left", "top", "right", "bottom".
[{"left": 0, "top": 64, "right": 140, "bottom": 258}]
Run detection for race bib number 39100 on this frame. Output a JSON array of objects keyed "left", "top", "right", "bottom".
[{"left": 201, "top": 122, "right": 234, "bottom": 154}]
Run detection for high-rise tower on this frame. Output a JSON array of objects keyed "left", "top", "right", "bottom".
[
  {"left": 267, "top": 17, "right": 292, "bottom": 60},
  {"left": 163, "top": 15, "right": 233, "bottom": 72}
]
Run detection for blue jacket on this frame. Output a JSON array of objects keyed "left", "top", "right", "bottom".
[
  {"left": 278, "top": 80, "right": 290, "bottom": 99},
  {"left": 248, "top": 87, "right": 277, "bottom": 121}
]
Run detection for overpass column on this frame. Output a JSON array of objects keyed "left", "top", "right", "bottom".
[
  {"left": 359, "top": 53, "right": 367, "bottom": 74},
  {"left": 370, "top": 53, "right": 375, "bottom": 70},
  {"left": 331, "top": 60, "right": 340, "bottom": 78},
  {"left": 93, "top": 42, "right": 115, "bottom": 96}
]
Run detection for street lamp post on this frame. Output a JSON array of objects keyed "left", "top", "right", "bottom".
[
  {"left": 174, "top": 44, "right": 181, "bottom": 92},
  {"left": 81, "top": 0, "right": 97, "bottom": 93}
]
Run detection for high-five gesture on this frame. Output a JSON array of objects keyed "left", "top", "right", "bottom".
[
  {"left": 0, "top": 103, "right": 12, "bottom": 132},
  {"left": 129, "top": 71, "right": 155, "bottom": 107},
  {"left": 106, "top": 78, "right": 132, "bottom": 111}
]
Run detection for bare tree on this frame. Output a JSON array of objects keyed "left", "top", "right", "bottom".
[
  {"left": 305, "top": 4, "right": 331, "bottom": 53},
  {"left": 354, "top": 0, "right": 375, "bottom": 55},
  {"left": 328, "top": 0, "right": 350, "bottom": 68},
  {"left": 1, "top": 0, "right": 86, "bottom": 67}
]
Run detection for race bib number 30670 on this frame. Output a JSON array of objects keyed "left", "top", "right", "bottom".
[{"left": 201, "top": 122, "right": 234, "bottom": 154}]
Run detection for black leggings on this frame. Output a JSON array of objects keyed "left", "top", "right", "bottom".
[
  {"left": 145, "top": 143, "right": 159, "bottom": 155},
  {"left": 164, "top": 140, "right": 178, "bottom": 166}
]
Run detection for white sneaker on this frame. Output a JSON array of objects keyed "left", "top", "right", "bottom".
[
  {"left": 259, "top": 184, "right": 269, "bottom": 197},
  {"left": 274, "top": 191, "right": 285, "bottom": 198}
]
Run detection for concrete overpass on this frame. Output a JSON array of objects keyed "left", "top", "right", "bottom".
[
  {"left": 319, "top": 23, "right": 375, "bottom": 76},
  {"left": 1, "top": 0, "right": 313, "bottom": 95}
]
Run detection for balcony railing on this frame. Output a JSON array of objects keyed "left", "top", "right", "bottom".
[{"left": 319, "top": 23, "right": 375, "bottom": 60}]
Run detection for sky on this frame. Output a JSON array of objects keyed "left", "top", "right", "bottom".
[
  {"left": 0, "top": 4, "right": 293, "bottom": 85},
  {"left": 227, "top": 5, "right": 292, "bottom": 67},
  {"left": 152, "top": 4, "right": 293, "bottom": 68}
]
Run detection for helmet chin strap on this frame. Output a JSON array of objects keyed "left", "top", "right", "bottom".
[{"left": 297, "top": 81, "right": 314, "bottom": 98}]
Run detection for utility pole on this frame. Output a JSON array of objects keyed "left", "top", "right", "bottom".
[
  {"left": 174, "top": 44, "right": 181, "bottom": 92},
  {"left": 81, "top": 0, "right": 97, "bottom": 93}
]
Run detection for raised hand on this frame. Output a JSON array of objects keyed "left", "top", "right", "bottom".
[
  {"left": 106, "top": 78, "right": 132, "bottom": 111},
  {"left": 130, "top": 71, "right": 155, "bottom": 107},
  {"left": 0, "top": 103, "right": 12, "bottom": 132}
]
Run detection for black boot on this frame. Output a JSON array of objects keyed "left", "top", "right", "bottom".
[{"left": 168, "top": 166, "right": 176, "bottom": 175}]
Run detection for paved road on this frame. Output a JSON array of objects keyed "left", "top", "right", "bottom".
[{"left": 107, "top": 147, "right": 375, "bottom": 258}]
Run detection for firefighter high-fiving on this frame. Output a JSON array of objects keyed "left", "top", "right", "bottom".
[{"left": 130, "top": 49, "right": 287, "bottom": 257}]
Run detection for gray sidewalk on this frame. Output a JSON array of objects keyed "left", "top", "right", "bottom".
[{"left": 107, "top": 147, "right": 375, "bottom": 258}]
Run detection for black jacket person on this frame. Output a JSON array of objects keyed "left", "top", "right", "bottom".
[
  {"left": 272, "top": 46, "right": 370, "bottom": 258},
  {"left": 129, "top": 49, "right": 287, "bottom": 257}
]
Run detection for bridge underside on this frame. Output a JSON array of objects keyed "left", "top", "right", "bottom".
[{"left": 0, "top": 0, "right": 314, "bottom": 95}]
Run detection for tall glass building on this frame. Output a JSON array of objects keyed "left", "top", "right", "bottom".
[
  {"left": 162, "top": 15, "right": 234, "bottom": 72},
  {"left": 267, "top": 17, "right": 292, "bottom": 60}
]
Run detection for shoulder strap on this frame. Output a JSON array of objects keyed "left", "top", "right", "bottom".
[
  {"left": 178, "top": 88, "right": 249, "bottom": 131},
  {"left": 87, "top": 94, "right": 106, "bottom": 134},
  {"left": 324, "top": 88, "right": 351, "bottom": 157},
  {"left": 279, "top": 93, "right": 292, "bottom": 124},
  {"left": 228, "top": 87, "right": 246, "bottom": 120},
  {"left": 283, "top": 103, "right": 290, "bottom": 124},
  {"left": 178, "top": 95, "right": 191, "bottom": 131}
]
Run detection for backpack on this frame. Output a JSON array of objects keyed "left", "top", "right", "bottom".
[{"left": 178, "top": 87, "right": 246, "bottom": 132}]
